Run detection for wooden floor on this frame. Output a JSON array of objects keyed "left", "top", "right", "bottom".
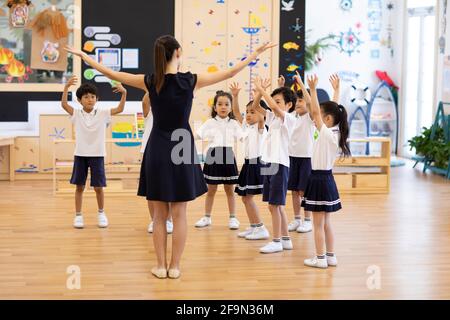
[{"left": 0, "top": 160, "right": 449, "bottom": 300}]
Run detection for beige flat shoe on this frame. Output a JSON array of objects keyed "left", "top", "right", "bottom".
[
  {"left": 151, "top": 267, "right": 167, "bottom": 279},
  {"left": 168, "top": 269, "right": 181, "bottom": 279}
]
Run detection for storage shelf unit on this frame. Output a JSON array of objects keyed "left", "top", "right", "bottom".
[{"left": 334, "top": 137, "right": 391, "bottom": 194}]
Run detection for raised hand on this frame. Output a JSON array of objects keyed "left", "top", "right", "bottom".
[
  {"left": 278, "top": 75, "right": 285, "bottom": 87},
  {"left": 65, "top": 75, "right": 78, "bottom": 88},
  {"left": 64, "top": 45, "right": 86, "bottom": 58},
  {"left": 255, "top": 42, "right": 278, "bottom": 55},
  {"left": 253, "top": 76, "right": 265, "bottom": 93},
  {"left": 229, "top": 82, "right": 241, "bottom": 97},
  {"left": 329, "top": 74, "right": 340, "bottom": 91},
  {"left": 262, "top": 78, "right": 271, "bottom": 91},
  {"left": 112, "top": 83, "right": 127, "bottom": 94},
  {"left": 307, "top": 74, "right": 319, "bottom": 90}
]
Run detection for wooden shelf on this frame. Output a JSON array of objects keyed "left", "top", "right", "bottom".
[
  {"left": 334, "top": 138, "right": 391, "bottom": 194},
  {"left": 52, "top": 138, "right": 143, "bottom": 195}
]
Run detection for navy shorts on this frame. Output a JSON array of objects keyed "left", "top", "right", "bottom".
[
  {"left": 262, "top": 163, "right": 290, "bottom": 206},
  {"left": 70, "top": 156, "right": 107, "bottom": 187},
  {"left": 288, "top": 157, "right": 312, "bottom": 192}
]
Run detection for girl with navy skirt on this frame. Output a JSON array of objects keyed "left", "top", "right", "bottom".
[
  {"left": 302, "top": 74, "right": 350, "bottom": 269},
  {"left": 66, "top": 36, "right": 276, "bottom": 279},
  {"left": 287, "top": 73, "right": 341, "bottom": 234},
  {"left": 195, "top": 91, "right": 243, "bottom": 230},
  {"left": 229, "top": 82, "right": 270, "bottom": 241}
]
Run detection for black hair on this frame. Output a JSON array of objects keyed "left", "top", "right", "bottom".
[
  {"left": 76, "top": 83, "right": 98, "bottom": 100},
  {"left": 320, "top": 101, "right": 351, "bottom": 157},
  {"left": 211, "top": 91, "right": 235, "bottom": 119},
  {"left": 246, "top": 99, "right": 269, "bottom": 110},
  {"left": 271, "top": 87, "right": 297, "bottom": 113},
  {"left": 153, "top": 35, "right": 181, "bottom": 94}
]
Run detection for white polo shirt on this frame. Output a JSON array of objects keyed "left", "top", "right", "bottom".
[
  {"left": 140, "top": 115, "right": 153, "bottom": 154},
  {"left": 70, "top": 107, "right": 111, "bottom": 157},
  {"left": 312, "top": 125, "right": 340, "bottom": 171},
  {"left": 289, "top": 112, "right": 316, "bottom": 158},
  {"left": 261, "top": 111, "right": 297, "bottom": 168},
  {"left": 240, "top": 120, "right": 266, "bottom": 160},
  {"left": 196, "top": 116, "right": 243, "bottom": 149}
]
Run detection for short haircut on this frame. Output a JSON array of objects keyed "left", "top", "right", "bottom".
[{"left": 76, "top": 83, "right": 98, "bottom": 100}]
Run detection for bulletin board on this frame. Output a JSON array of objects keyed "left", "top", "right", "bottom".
[
  {"left": 81, "top": 0, "right": 175, "bottom": 101},
  {"left": 0, "top": 0, "right": 82, "bottom": 91}
]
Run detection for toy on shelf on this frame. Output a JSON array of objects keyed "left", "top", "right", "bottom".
[{"left": 349, "top": 78, "right": 399, "bottom": 156}]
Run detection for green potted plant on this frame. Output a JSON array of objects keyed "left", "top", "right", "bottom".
[{"left": 408, "top": 126, "right": 450, "bottom": 169}]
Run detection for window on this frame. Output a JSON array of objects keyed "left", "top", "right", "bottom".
[{"left": 402, "top": 0, "right": 437, "bottom": 156}]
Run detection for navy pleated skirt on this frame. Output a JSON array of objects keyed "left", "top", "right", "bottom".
[
  {"left": 287, "top": 157, "right": 312, "bottom": 192},
  {"left": 301, "top": 170, "right": 342, "bottom": 213},
  {"left": 235, "top": 157, "right": 264, "bottom": 196},
  {"left": 203, "top": 147, "right": 239, "bottom": 185}
]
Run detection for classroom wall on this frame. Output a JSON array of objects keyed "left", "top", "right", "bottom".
[{"left": 304, "top": 0, "right": 403, "bottom": 105}]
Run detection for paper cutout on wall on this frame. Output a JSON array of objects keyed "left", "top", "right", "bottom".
[
  {"left": 8, "top": 0, "right": 31, "bottom": 28},
  {"left": 0, "top": 47, "right": 15, "bottom": 65},
  {"left": 48, "top": 127, "right": 66, "bottom": 140},
  {"left": 112, "top": 123, "right": 140, "bottom": 147},
  {"left": 336, "top": 27, "right": 363, "bottom": 57},
  {"left": 340, "top": 0, "right": 352, "bottom": 11},
  {"left": 28, "top": 6, "right": 69, "bottom": 71},
  {"left": 41, "top": 41, "right": 60, "bottom": 63},
  {"left": 290, "top": 18, "right": 303, "bottom": 34},
  {"left": 368, "top": 0, "right": 382, "bottom": 42},
  {"left": 281, "top": 0, "right": 295, "bottom": 12},
  {"left": 84, "top": 26, "right": 111, "bottom": 38},
  {"left": 1, "top": 58, "right": 32, "bottom": 83},
  {"left": 283, "top": 41, "right": 300, "bottom": 51}
]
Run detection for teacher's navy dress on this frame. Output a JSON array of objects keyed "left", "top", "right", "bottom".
[{"left": 138, "top": 72, "right": 208, "bottom": 202}]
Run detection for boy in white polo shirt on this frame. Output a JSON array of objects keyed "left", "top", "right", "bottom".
[
  {"left": 253, "top": 76, "right": 298, "bottom": 254},
  {"left": 61, "top": 75, "right": 127, "bottom": 229}
]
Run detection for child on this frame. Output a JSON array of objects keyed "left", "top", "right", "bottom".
[
  {"left": 61, "top": 75, "right": 127, "bottom": 229},
  {"left": 302, "top": 74, "right": 350, "bottom": 269},
  {"left": 253, "top": 76, "right": 298, "bottom": 254},
  {"left": 195, "top": 90, "right": 243, "bottom": 230},
  {"left": 229, "top": 82, "right": 270, "bottom": 240},
  {"left": 140, "top": 92, "right": 173, "bottom": 234},
  {"left": 286, "top": 73, "right": 341, "bottom": 234}
]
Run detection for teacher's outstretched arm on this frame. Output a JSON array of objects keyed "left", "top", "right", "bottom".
[
  {"left": 65, "top": 46, "right": 147, "bottom": 91},
  {"left": 195, "top": 42, "right": 277, "bottom": 91}
]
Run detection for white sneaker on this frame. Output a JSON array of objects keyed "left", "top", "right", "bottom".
[
  {"left": 228, "top": 217, "right": 240, "bottom": 230},
  {"left": 259, "top": 241, "right": 283, "bottom": 254},
  {"left": 288, "top": 219, "right": 302, "bottom": 232},
  {"left": 282, "top": 239, "right": 293, "bottom": 250},
  {"left": 73, "top": 215, "right": 84, "bottom": 229},
  {"left": 245, "top": 226, "right": 270, "bottom": 240},
  {"left": 148, "top": 222, "right": 153, "bottom": 233},
  {"left": 166, "top": 220, "right": 174, "bottom": 234},
  {"left": 327, "top": 255, "right": 338, "bottom": 267},
  {"left": 195, "top": 216, "right": 211, "bottom": 228},
  {"left": 238, "top": 227, "right": 254, "bottom": 238},
  {"left": 304, "top": 256, "right": 328, "bottom": 269},
  {"left": 98, "top": 212, "right": 109, "bottom": 228},
  {"left": 297, "top": 220, "right": 312, "bottom": 233}
]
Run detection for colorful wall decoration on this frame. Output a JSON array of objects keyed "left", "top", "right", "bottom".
[
  {"left": 178, "top": 0, "right": 278, "bottom": 124},
  {"left": 81, "top": 0, "right": 175, "bottom": 101},
  {"left": 279, "top": 0, "right": 306, "bottom": 87}
]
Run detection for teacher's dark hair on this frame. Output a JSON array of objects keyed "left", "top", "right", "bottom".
[{"left": 153, "top": 35, "right": 181, "bottom": 94}]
